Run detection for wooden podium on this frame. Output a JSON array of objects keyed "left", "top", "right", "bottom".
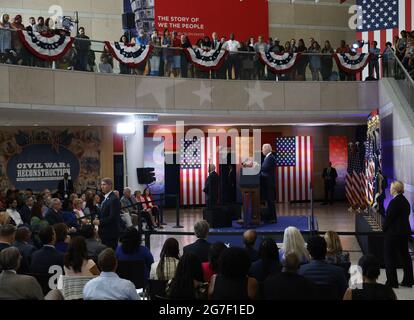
[{"left": 239, "top": 169, "right": 261, "bottom": 227}]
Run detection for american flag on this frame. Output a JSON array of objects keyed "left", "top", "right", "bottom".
[
  {"left": 179, "top": 136, "right": 219, "bottom": 205},
  {"left": 345, "top": 142, "right": 368, "bottom": 209},
  {"left": 357, "top": 0, "right": 414, "bottom": 78},
  {"left": 275, "top": 136, "right": 313, "bottom": 203}
]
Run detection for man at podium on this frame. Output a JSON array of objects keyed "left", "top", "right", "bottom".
[{"left": 261, "top": 144, "right": 277, "bottom": 223}]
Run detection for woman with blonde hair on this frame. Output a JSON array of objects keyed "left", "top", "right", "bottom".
[
  {"left": 324, "top": 231, "right": 349, "bottom": 265},
  {"left": 0, "top": 211, "right": 10, "bottom": 225},
  {"left": 279, "top": 226, "right": 310, "bottom": 264}
]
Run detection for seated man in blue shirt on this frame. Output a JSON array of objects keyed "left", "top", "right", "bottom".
[
  {"left": 299, "top": 236, "right": 347, "bottom": 299},
  {"left": 83, "top": 248, "right": 139, "bottom": 300}
]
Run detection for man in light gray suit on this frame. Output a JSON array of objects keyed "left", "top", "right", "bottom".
[
  {"left": 120, "top": 187, "right": 139, "bottom": 227},
  {"left": 0, "top": 247, "right": 44, "bottom": 300}
]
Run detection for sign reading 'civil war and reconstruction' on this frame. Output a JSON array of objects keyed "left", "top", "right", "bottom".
[{"left": 0, "top": 128, "right": 101, "bottom": 192}]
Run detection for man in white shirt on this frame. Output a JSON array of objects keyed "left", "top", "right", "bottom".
[
  {"left": 224, "top": 33, "right": 241, "bottom": 79},
  {"left": 83, "top": 248, "right": 140, "bottom": 300}
]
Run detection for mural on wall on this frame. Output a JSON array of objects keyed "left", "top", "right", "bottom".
[{"left": 0, "top": 128, "right": 102, "bottom": 193}]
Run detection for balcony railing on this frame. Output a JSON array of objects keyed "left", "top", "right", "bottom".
[{"left": 0, "top": 27, "right": 379, "bottom": 82}]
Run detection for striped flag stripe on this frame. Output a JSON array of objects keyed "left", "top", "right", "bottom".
[
  {"left": 276, "top": 136, "right": 313, "bottom": 202},
  {"left": 180, "top": 136, "right": 218, "bottom": 205}
]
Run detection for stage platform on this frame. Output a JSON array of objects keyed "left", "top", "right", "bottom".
[{"left": 207, "top": 215, "right": 318, "bottom": 247}]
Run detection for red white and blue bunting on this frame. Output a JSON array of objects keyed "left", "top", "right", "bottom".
[
  {"left": 184, "top": 44, "right": 228, "bottom": 71},
  {"left": 18, "top": 30, "right": 74, "bottom": 61},
  {"left": 104, "top": 41, "right": 152, "bottom": 68},
  {"left": 258, "top": 51, "right": 302, "bottom": 74},
  {"left": 333, "top": 53, "right": 371, "bottom": 74}
]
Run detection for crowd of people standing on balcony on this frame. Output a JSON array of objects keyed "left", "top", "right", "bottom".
[{"left": 1, "top": 13, "right": 413, "bottom": 80}]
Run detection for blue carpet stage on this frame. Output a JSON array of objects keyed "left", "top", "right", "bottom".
[{"left": 207, "top": 216, "right": 318, "bottom": 248}]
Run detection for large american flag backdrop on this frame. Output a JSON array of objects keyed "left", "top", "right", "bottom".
[
  {"left": 179, "top": 136, "right": 219, "bottom": 205},
  {"left": 357, "top": 0, "right": 414, "bottom": 78},
  {"left": 275, "top": 136, "right": 313, "bottom": 203}
]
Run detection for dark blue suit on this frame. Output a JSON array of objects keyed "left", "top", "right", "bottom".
[
  {"left": 45, "top": 208, "right": 64, "bottom": 226},
  {"left": 261, "top": 153, "right": 277, "bottom": 221},
  {"left": 30, "top": 246, "right": 64, "bottom": 274},
  {"left": 183, "top": 239, "right": 211, "bottom": 263},
  {"left": 17, "top": 205, "right": 32, "bottom": 225},
  {"left": 98, "top": 191, "right": 121, "bottom": 249},
  {"left": 299, "top": 260, "right": 347, "bottom": 298}
]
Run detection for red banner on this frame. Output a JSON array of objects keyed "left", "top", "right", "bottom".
[
  {"left": 154, "top": 0, "right": 269, "bottom": 43},
  {"left": 329, "top": 136, "right": 348, "bottom": 184}
]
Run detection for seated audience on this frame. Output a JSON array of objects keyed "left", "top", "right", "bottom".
[
  {"left": 166, "top": 252, "right": 207, "bottom": 300},
  {"left": 209, "top": 247, "right": 258, "bottom": 300},
  {"left": 6, "top": 199, "right": 24, "bottom": 226},
  {"left": 202, "top": 242, "right": 227, "bottom": 282},
  {"left": 12, "top": 226, "right": 36, "bottom": 273},
  {"left": 140, "top": 188, "right": 162, "bottom": 229},
  {"left": 45, "top": 198, "right": 64, "bottom": 226},
  {"left": 150, "top": 237, "right": 180, "bottom": 280},
  {"left": 280, "top": 226, "right": 310, "bottom": 264},
  {"left": 324, "top": 231, "right": 350, "bottom": 265},
  {"left": 64, "top": 236, "right": 100, "bottom": 276},
  {"left": 264, "top": 253, "right": 316, "bottom": 300},
  {"left": 243, "top": 229, "right": 259, "bottom": 263},
  {"left": 72, "top": 198, "right": 87, "bottom": 225},
  {"left": 30, "top": 225, "right": 64, "bottom": 274},
  {"left": 0, "top": 247, "right": 43, "bottom": 300},
  {"left": 343, "top": 255, "right": 397, "bottom": 300},
  {"left": 0, "top": 224, "right": 16, "bottom": 252},
  {"left": 54, "top": 223, "right": 70, "bottom": 254},
  {"left": 0, "top": 211, "right": 10, "bottom": 226},
  {"left": 61, "top": 199, "right": 80, "bottom": 230},
  {"left": 115, "top": 227, "right": 154, "bottom": 282},
  {"left": 249, "top": 238, "right": 281, "bottom": 282},
  {"left": 83, "top": 248, "right": 139, "bottom": 300},
  {"left": 30, "top": 202, "right": 49, "bottom": 232},
  {"left": 17, "top": 196, "right": 33, "bottom": 225},
  {"left": 183, "top": 220, "right": 211, "bottom": 263},
  {"left": 299, "top": 236, "right": 347, "bottom": 299},
  {"left": 120, "top": 187, "right": 139, "bottom": 228},
  {"left": 79, "top": 224, "right": 106, "bottom": 261}
]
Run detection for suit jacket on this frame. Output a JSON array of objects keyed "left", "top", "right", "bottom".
[
  {"left": 99, "top": 191, "right": 121, "bottom": 240},
  {"left": 298, "top": 260, "right": 347, "bottom": 298},
  {"left": 322, "top": 167, "right": 338, "bottom": 187},
  {"left": 30, "top": 245, "right": 64, "bottom": 274},
  {"left": 12, "top": 241, "right": 37, "bottom": 273},
  {"left": 45, "top": 208, "right": 64, "bottom": 226},
  {"left": 0, "top": 271, "right": 44, "bottom": 300},
  {"left": 203, "top": 171, "right": 219, "bottom": 206},
  {"left": 261, "top": 153, "right": 277, "bottom": 190},
  {"left": 382, "top": 194, "right": 411, "bottom": 236},
  {"left": 17, "top": 205, "right": 32, "bottom": 224},
  {"left": 183, "top": 239, "right": 211, "bottom": 263},
  {"left": 57, "top": 178, "right": 74, "bottom": 196},
  {"left": 120, "top": 196, "right": 139, "bottom": 215}
]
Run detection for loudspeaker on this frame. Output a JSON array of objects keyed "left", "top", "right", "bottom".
[
  {"left": 203, "top": 207, "right": 232, "bottom": 228},
  {"left": 137, "top": 167, "right": 156, "bottom": 184},
  {"left": 122, "top": 12, "right": 135, "bottom": 30}
]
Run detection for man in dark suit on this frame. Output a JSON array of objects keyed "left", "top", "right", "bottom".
[
  {"left": 17, "top": 196, "right": 34, "bottom": 225},
  {"left": 94, "top": 178, "right": 121, "bottom": 250},
  {"left": 299, "top": 236, "right": 347, "bottom": 299},
  {"left": 203, "top": 164, "right": 219, "bottom": 209},
  {"left": 0, "top": 224, "right": 16, "bottom": 252},
  {"left": 243, "top": 229, "right": 259, "bottom": 263},
  {"left": 57, "top": 173, "right": 74, "bottom": 199},
  {"left": 261, "top": 144, "right": 277, "bottom": 223},
  {"left": 382, "top": 181, "right": 414, "bottom": 288},
  {"left": 45, "top": 198, "right": 64, "bottom": 225},
  {"left": 12, "top": 226, "right": 36, "bottom": 273},
  {"left": 0, "top": 247, "right": 44, "bottom": 300},
  {"left": 322, "top": 162, "right": 338, "bottom": 205},
  {"left": 30, "top": 225, "right": 64, "bottom": 274},
  {"left": 183, "top": 220, "right": 211, "bottom": 263}
]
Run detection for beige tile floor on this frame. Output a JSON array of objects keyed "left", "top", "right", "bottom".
[{"left": 148, "top": 202, "right": 414, "bottom": 299}]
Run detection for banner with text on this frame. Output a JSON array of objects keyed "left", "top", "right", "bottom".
[
  {"left": 0, "top": 128, "right": 101, "bottom": 192},
  {"left": 125, "top": 0, "right": 269, "bottom": 43}
]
